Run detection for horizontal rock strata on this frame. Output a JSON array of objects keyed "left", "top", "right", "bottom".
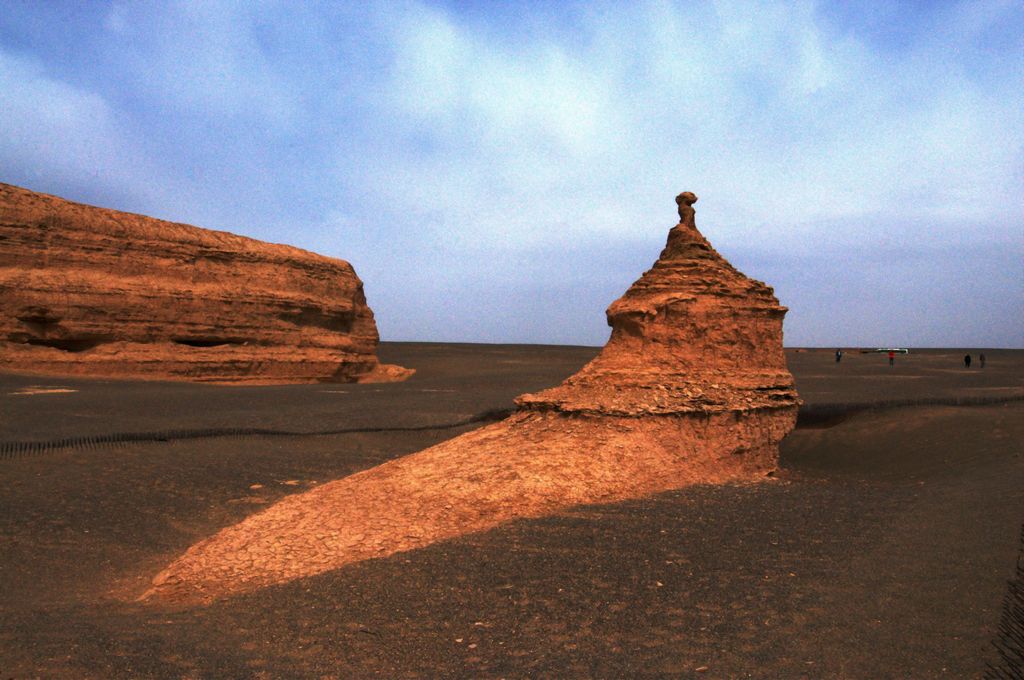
[
  {"left": 0, "top": 183, "right": 410, "bottom": 383},
  {"left": 143, "top": 191, "right": 799, "bottom": 604}
]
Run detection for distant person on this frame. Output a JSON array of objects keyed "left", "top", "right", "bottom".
[
  {"left": 888, "top": 350, "right": 895, "bottom": 367},
  {"left": 835, "top": 349, "right": 843, "bottom": 363},
  {"left": 980, "top": 353, "right": 986, "bottom": 368},
  {"left": 964, "top": 354, "right": 972, "bottom": 368}
]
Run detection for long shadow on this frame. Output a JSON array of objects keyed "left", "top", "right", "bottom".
[{"left": 795, "top": 394, "right": 1024, "bottom": 428}]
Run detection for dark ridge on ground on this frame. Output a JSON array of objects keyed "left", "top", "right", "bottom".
[{"left": 0, "top": 407, "right": 515, "bottom": 461}]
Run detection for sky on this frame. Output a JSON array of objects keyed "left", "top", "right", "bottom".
[{"left": 1, "top": 0, "right": 1022, "bottom": 348}]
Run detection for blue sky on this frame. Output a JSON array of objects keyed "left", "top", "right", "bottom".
[{"left": 2, "top": 0, "right": 1021, "bottom": 347}]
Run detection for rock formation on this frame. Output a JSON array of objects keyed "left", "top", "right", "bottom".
[
  {"left": 515, "top": 190, "right": 796, "bottom": 417},
  {"left": 0, "top": 182, "right": 410, "bottom": 383},
  {"left": 142, "top": 191, "right": 799, "bottom": 604}
]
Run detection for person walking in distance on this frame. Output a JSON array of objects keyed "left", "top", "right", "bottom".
[
  {"left": 835, "top": 349, "right": 843, "bottom": 363},
  {"left": 980, "top": 352, "right": 986, "bottom": 368},
  {"left": 964, "top": 354, "right": 972, "bottom": 368},
  {"left": 888, "top": 350, "right": 895, "bottom": 367}
]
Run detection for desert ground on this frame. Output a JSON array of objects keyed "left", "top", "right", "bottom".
[{"left": 1, "top": 344, "right": 1022, "bottom": 678}]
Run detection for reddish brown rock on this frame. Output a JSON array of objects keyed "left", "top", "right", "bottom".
[
  {"left": 142, "top": 191, "right": 799, "bottom": 604},
  {"left": 516, "top": 189, "right": 796, "bottom": 417},
  {"left": 0, "top": 182, "right": 410, "bottom": 383}
]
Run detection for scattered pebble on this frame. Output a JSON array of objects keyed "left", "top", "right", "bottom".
[{"left": 9, "top": 387, "right": 78, "bottom": 396}]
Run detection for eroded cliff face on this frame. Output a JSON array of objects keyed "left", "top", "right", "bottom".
[
  {"left": 0, "top": 182, "right": 410, "bottom": 383},
  {"left": 142, "top": 192, "right": 798, "bottom": 604}
]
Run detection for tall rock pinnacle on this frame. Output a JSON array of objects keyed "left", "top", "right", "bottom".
[
  {"left": 517, "top": 190, "right": 797, "bottom": 416},
  {"left": 142, "top": 192, "right": 799, "bottom": 604}
]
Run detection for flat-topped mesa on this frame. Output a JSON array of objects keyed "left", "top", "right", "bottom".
[
  {"left": 0, "top": 182, "right": 411, "bottom": 383},
  {"left": 517, "top": 191, "right": 797, "bottom": 416},
  {"left": 140, "top": 191, "right": 798, "bottom": 605}
]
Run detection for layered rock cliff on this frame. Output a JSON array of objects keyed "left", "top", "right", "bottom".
[
  {"left": 142, "top": 191, "right": 799, "bottom": 604},
  {"left": 0, "top": 182, "right": 410, "bottom": 383}
]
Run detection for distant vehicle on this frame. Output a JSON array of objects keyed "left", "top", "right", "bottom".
[{"left": 859, "top": 348, "right": 910, "bottom": 354}]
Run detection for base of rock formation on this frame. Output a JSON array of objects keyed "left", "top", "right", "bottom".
[
  {"left": 0, "top": 341, "right": 412, "bottom": 385},
  {"left": 141, "top": 190, "right": 799, "bottom": 604},
  {"left": 143, "top": 407, "right": 794, "bottom": 603},
  {"left": 354, "top": 361, "right": 418, "bottom": 384}
]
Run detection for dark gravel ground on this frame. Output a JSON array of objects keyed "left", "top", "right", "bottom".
[
  {"left": 786, "top": 347, "right": 1023, "bottom": 412},
  {"left": 0, "top": 343, "right": 598, "bottom": 443},
  {"left": 3, "top": 345, "right": 1019, "bottom": 444},
  {"left": 1, "top": 344, "right": 1022, "bottom": 678}
]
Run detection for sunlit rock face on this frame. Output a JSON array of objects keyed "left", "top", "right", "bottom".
[
  {"left": 0, "top": 182, "right": 409, "bottom": 384},
  {"left": 142, "top": 191, "right": 798, "bottom": 605}
]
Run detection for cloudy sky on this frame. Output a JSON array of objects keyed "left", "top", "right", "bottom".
[{"left": 2, "top": 1, "right": 1021, "bottom": 347}]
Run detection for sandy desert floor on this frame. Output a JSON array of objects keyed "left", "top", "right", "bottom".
[{"left": 1, "top": 344, "right": 1022, "bottom": 678}]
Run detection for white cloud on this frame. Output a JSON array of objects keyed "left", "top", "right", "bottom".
[
  {"left": 339, "top": 0, "right": 1022, "bottom": 253},
  {"left": 317, "top": 0, "right": 1021, "bottom": 344},
  {"left": 0, "top": 49, "right": 161, "bottom": 201},
  {"left": 102, "top": 0, "right": 300, "bottom": 127}
]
